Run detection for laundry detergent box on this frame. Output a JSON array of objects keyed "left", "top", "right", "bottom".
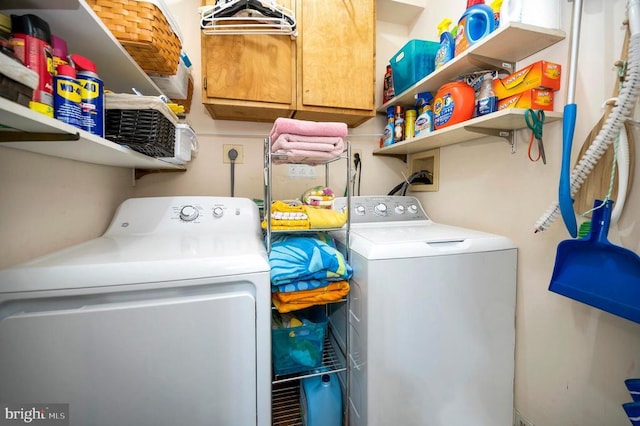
[
  {"left": 498, "top": 88, "right": 554, "bottom": 111},
  {"left": 493, "top": 60, "right": 561, "bottom": 100}
]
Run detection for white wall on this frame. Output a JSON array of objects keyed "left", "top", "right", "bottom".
[{"left": 1, "top": 0, "right": 639, "bottom": 425}]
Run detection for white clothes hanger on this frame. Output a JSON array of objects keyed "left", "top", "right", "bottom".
[{"left": 199, "top": 0, "right": 297, "bottom": 37}]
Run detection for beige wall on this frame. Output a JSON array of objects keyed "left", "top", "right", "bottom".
[{"left": 1, "top": 0, "right": 639, "bottom": 425}]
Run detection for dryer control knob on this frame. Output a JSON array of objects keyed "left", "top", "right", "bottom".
[
  {"left": 212, "top": 207, "right": 224, "bottom": 218},
  {"left": 394, "top": 205, "right": 406, "bottom": 215},
  {"left": 408, "top": 204, "right": 418, "bottom": 214},
  {"left": 355, "top": 205, "right": 366, "bottom": 215},
  {"left": 179, "top": 205, "right": 199, "bottom": 221},
  {"left": 374, "top": 203, "right": 387, "bottom": 215}
]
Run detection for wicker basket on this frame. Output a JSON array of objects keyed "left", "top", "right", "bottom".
[
  {"left": 86, "top": 0, "right": 182, "bottom": 75},
  {"left": 105, "top": 108, "right": 176, "bottom": 157}
]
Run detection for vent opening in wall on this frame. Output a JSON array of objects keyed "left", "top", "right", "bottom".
[{"left": 408, "top": 148, "right": 439, "bottom": 192}]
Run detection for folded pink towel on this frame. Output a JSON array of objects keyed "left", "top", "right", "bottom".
[
  {"left": 272, "top": 149, "right": 343, "bottom": 165},
  {"left": 270, "top": 118, "right": 348, "bottom": 141},
  {"left": 271, "top": 134, "right": 344, "bottom": 153}
]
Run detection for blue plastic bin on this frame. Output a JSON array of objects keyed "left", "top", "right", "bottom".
[
  {"left": 390, "top": 39, "right": 440, "bottom": 95},
  {"left": 272, "top": 306, "right": 328, "bottom": 376}
]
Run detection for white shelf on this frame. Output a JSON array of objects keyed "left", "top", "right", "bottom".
[
  {"left": 3, "top": 0, "right": 162, "bottom": 96},
  {"left": 0, "top": 98, "right": 184, "bottom": 170},
  {"left": 376, "top": 0, "right": 425, "bottom": 26},
  {"left": 1, "top": 0, "right": 184, "bottom": 171},
  {"left": 378, "top": 22, "right": 566, "bottom": 111},
  {"left": 374, "top": 108, "right": 563, "bottom": 156},
  {"left": 374, "top": 22, "right": 566, "bottom": 158}
]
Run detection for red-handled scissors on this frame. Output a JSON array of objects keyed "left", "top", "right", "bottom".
[{"left": 525, "top": 109, "right": 546, "bottom": 164}]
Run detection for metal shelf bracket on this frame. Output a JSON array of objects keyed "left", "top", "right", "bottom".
[
  {"left": 464, "top": 126, "right": 517, "bottom": 153},
  {"left": 0, "top": 131, "right": 80, "bottom": 142}
]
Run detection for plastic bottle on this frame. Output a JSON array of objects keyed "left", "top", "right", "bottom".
[
  {"left": 300, "top": 374, "right": 342, "bottom": 426},
  {"left": 476, "top": 73, "right": 498, "bottom": 116},
  {"left": 382, "top": 106, "right": 395, "bottom": 146},
  {"left": 394, "top": 105, "right": 405, "bottom": 142},
  {"left": 490, "top": 0, "right": 504, "bottom": 27},
  {"left": 414, "top": 91, "right": 434, "bottom": 136},
  {"left": 455, "top": 1, "right": 496, "bottom": 56},
  {"left": 433, "top": 81, "right": 475, "bottom": 130},
  {"left": 434, "top": 18, "right": 455, "bottom": 69},
  {"left": 404, "top": 108, "right": 416, "bottom": 140},
  {"left": 382, "top": 64, "right": 395, "bottom": 103}
]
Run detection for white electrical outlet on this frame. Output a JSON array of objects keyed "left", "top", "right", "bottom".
[
  {"left": 514, "top": 412, "right": 535, "bottom": 426},
  {"left": 287, "top": 164, "right": 317, "bottom": 178}
]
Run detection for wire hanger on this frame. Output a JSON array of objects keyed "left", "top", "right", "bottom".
[{"left": 200, "top": 0, "right": 297, "bottom": 37}]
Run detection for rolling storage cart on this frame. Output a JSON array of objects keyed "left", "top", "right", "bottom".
[{"left": 264, "top": 137, "right": 351, "bottom": 426}]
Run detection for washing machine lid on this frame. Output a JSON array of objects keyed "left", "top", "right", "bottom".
[
  {"left": 0, "top": 196, "right": 270, "bottom": 293},
  {"left": 346, "top": 221, "right": 516, "bottom": 260}
]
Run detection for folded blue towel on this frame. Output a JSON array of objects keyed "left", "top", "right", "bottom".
[{"left": 269, "top": 234, "right": 352, "bottom": 292}]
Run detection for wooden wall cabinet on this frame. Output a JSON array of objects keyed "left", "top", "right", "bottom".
[{"left": 200, "top": 0, "right": 376, "bottom": 127}]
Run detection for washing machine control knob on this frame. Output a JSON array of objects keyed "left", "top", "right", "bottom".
[
  {"left": 374, "top": 203, "right": 387, "bottom": 215},
  {"left": 212, "top": 207, "right": 224, "bottom": 218},
  {"left": 408, "top": 204, "right": 418, "bottom": 214},
  {"left": 394, "top": 205, "right": 405, "bottom": 215},
  {"left": 179, "top": 205, "right": 199, "bottom": 221},
  {"left": 355, "top": 205, "right": 366, "bottom": 215}
]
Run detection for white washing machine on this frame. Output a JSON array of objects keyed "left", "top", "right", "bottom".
[
  {"left": 331, "top": 196, "right": 517, "bottom": 426},
  {"left": 0, "top": 196, "right": 271, "bottom": 426}
]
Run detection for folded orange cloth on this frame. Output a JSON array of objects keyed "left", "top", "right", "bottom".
[{"left": 272, "top": 281, "right": 350, "bottom": 313}]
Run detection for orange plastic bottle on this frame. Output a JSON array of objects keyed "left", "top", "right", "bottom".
[{"left": 433, "top": 81, "right": 476, "bottom": 130}]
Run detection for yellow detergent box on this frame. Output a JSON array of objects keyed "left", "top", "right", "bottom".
[
  {"left": 498, "top": 88, "right": 554, "bottom": 111},
  {"left": 493, "top": 60, "right": 561, "bottom": 99}
]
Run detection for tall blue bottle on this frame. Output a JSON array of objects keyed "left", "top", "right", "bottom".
[{"left": 300, "top": 373, "right": 342, "bottom": 426}]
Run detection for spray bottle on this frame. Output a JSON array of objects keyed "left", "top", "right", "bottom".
[
  {"left": 434, "top": 18, "right": 454, "bottom": 69},
  {"left": 414, "top": 92, "right": 434, "bottom": 136}
]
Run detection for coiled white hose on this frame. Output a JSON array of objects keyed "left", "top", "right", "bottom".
[{"left": 534, "top": 30, "right": 640, "bottom": 233}]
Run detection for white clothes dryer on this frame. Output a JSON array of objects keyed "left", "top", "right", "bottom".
[
  {"left": 0, "top": 196, "right": 271, "bottom": 426},
  {"left": 331, "top": 196, "right": 517, "bottom": 426}
]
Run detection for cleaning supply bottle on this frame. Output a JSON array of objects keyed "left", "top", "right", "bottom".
[
  {"left": 382, "top": 64, "right": 395, "bottom": 103},
  {"left": 394, "top": 105, "right": 405, "bottom": 142},
  {"left": 476, "top": 72, "right": 498, "bottom": 116},
  {"left": 490, "top": 0, "right": 504, "bottom": 27},
  {"left": 404, "top": 108, "right": 416, "bottom": 140},
  {"left": 434, "top": 18, "right": 454, "bottom": 69},
  {"left": 382, "top": 106, "right": 395, "bottom": 146},
  {"left": 300, "top": 373, "right": 342, "bottom": 426},
  {"left": 455, "top": 0, "right": 496, "bottom": 56},
  {"left": 414, "top": 91, "right": 434, "bottom": 136}
]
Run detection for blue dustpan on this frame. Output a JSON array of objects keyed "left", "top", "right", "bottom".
[{"left": 549, "top": 199, "right": 640, "bottom": 324}]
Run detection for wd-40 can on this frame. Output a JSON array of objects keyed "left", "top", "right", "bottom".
[
  {"left": 53, "top": 64, "right": 83, "bottom": 129},
  {"left": 77, "top": 70, "right": 104, "bottom": 138}
]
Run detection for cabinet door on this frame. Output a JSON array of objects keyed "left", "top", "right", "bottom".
[
  {"left": 295, "top": 0, "right": 376, "bottom": 126},
  {"left": 200, "top": 0, "right": 296, "bottom": 121}
]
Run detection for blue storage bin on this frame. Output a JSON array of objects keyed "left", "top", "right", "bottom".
[
  {"left": 390, "top": 39, "right": 440, "bottom": 95},
  {"left": 272, "top": 306, "right": 327, "bottom": 376}
]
